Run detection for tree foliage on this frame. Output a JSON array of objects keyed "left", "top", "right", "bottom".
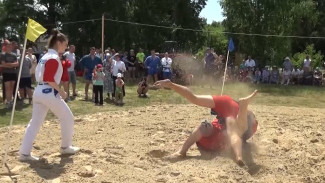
[
  {"left": 220, "top": 0, "right": 322, "bottom": 67},
  {"left": 292, "top": 44, "right": 324, "bottom": 69},
  {"left": 0, "top": 0, "right": 208, "bottom": 55}
]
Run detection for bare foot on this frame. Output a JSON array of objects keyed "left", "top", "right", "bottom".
[
  {"left": 238, "top": 90, "right": 258, "bottom": 106},
  {"left": 236, "top": 157, "right": 245, "bottom": 167}
]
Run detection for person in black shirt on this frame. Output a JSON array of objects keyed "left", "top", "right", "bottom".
[{"left": 127, "top": 49, "right": 137, "bottom": 80}]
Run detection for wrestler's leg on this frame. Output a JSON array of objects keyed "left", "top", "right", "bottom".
[
  {"left": 172, "top": 121, "right": 213, "bottom": 157},
  {"left": 236, "top": 90, "right": 258, "bottom": 134}
]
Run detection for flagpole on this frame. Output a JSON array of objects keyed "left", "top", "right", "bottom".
[
  {"left": 221, "top": 50, "right": 230, "bottom": 96},
  {"left": 101, "top": 14, "right": 104, "bottom": 61},
  {"left": 3, "top": 37, "right": 28, "bottom": 166}
]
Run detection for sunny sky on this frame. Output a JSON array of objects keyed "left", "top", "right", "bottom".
[{"left": 200, "top": 0, "right": 225, "bottom": 24}]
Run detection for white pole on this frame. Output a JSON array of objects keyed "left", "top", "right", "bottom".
[
  {"left": 221, "top": 50, "right": 230, "bottom": 95},
  {"left": 3, "top": 37, "right": 28, "bottom": 166},
  {"left": 101, "top": 14, "right": 104, "bottom": 61}
]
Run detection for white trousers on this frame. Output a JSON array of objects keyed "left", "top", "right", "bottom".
[{"left": 20, "top": 84, "right": 74, "bottom": 155}]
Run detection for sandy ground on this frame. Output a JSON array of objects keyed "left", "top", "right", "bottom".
[{"left": 0, "top": 104, "right": 324, "bottom": 183}]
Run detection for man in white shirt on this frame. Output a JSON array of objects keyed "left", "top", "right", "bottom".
[
  {"left": 303, "top": 55, "right": 311, "bottom": 73},
  {"left": 161, "top": 52, "right": 172, "bottom": 80},
  {"left": 245, "top": 56, "right": 255, "bottom": 69},
  {"left": 64, "top": 45, "right": 78, "bottom": 96},
  {"left": 112, "top": 53, "right": 126, "bottom": 98},
  {"left": 26, "top": 47, "right": 37, "bottom": 82}
]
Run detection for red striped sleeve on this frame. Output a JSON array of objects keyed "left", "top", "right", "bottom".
[{"left": 43, "top": 59, "right": 59, "bottom": 82}]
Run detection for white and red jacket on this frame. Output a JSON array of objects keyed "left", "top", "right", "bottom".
[{"left": 35, "top": 49, "right": 63, "bottom": 85}]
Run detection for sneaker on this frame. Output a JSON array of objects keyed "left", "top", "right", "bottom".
[
  {"left": 60, "top": 146, "right": 80, "bottom": 155},
  {"left": 19, "top": 154, "right": 39, "bottom": 162}
]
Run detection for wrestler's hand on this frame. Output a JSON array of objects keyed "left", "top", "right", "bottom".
[
  {"left": 154, "top": 79, "right": 172, "bottom": 89},
  {"left": 59, "top": 90, "right": 68, "bottom": 100}
]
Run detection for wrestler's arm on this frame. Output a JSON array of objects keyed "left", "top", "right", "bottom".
[
  {"left": 154, "top": 79, "right": 215, "bottom": 108},
  {"left": 44, "top": 59, "right": 67, "bottom": 100}
]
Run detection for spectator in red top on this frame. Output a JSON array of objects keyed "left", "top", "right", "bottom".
[
  {"left": 154, "top": 79, "right": 258, "bottom": 166},
  {"left": 60, "top": 54, "right": 71, "bottom": 101}
]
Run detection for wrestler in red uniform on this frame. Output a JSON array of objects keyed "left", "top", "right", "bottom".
[{"left": 154, "top": 79, "right": 258, "bottom": 166}]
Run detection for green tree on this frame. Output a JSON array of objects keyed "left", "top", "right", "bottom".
[
  {"left": 220, "top": 0, "right": 318, "bottom": 67},
  {"left": 292, "top": 44, "right": 324, "bottom": 69}
]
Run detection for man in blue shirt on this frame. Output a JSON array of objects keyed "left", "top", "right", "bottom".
[
  {"left": 145, "top": 50, "right": 161, "bottom": 84},
  {"left": 80, "top": 47, "right": 102, "bottom": 100}
]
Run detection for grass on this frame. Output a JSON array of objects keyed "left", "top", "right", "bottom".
[{"left": 1, "top": 78, "right": 325, "bottom": 127}]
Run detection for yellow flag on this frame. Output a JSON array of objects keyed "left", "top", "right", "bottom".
[{"left": 26, "top": 18, "right": 47, "bottom": 42}]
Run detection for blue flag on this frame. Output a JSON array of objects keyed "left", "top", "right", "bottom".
[{"left": 228, "top": 38, "right": 235, "bottom": 52}]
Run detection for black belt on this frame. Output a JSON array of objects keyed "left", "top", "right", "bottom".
[{"left": 38, "top": 83, "right": 49, "bottom": 85}]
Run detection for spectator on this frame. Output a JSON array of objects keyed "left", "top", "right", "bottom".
[
  {"left": 60, "top": 54, "right": 71, "bottom": 101},
  {"left": 19, "top": 53, "right": 33, "bottom": 104},
  {"left": 136, "top": 48, "right": 145, "bottom": 77},
  {"left": 137, "top": 77, "right": 148, "bottom": 97},
  {"left": 203, "top": 48, "right": 215, "bottom": 77},
  {"left": 313, "top": 67, "right": 322, "bottom": 86},
  {"left": 122, "top": 51, "right": 129, "bottom": 79},
  {"left": 282, "top": 57, "right": 293, "bottom": 72},
  {"left": 127, "top": 49, "right": 137, "bottom": 80},
  {"left": 161, "top": 52, "right": 173, "bottom": 80},
  {"left": 103, "top": 55, "right": 114, "bottom": 100},
  {"left": 239, "top": 68, "right": 247, "bottom": 82},
  {"left": 92, "top": 64, "right": 105, "bottom": 105},
  {"left": 11, "top": 41, "right": 21, "bottom": 59},
  {"left": 240, "top": 60, "right": 246, "bottom": 69},
  {"left": 80, "top": 47, "right": 102, "bottom": 100},
  {"left": 64, "top": 45, "right": 78, "bottom": 97},
  {"left": 262, "top": 66, "right": 270, "bottom": 83},
  {"left": 253, "top": 68, "right": 261, "bottom": 84},
  {"left": 245, "top": 56, "right": 256, "bottom": 70},
  {"left": 95, "top": 48, "right": 102, "bottom": 58},
  {"left": 145, "top": 50, "right": 161, "bottom": 84},
  {"left": 281, "top": 69, "right": 291, "bottom": 85},
  {"left": 26, "top": 47, "right": 37, "bottom": 83},
  {"left": 112, "top": 53, "right": 126, "bottom": 98},
  {"left": 303, "top": 55, "right": 311, "bottom": 73},
  {"left": 0, "top": 40, "right": 19, "bottom": 108},
  {"left": 269, "top": 66, "right": 279, "bottom": 84},
  {"left": 291, "top": 67, "right": 301, "bottom": 85},
  {"left": 104, "top": 48, "right": 111, "bottom": 60},
  {"left": 115, "top": 73, "right": 124, "bottom": 105}
]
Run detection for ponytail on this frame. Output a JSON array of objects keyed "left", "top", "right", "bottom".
[{"left": 47, "top": 28, "right": 68, "bottom": 49}]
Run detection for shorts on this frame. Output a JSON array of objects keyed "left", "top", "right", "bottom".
[
  {"left": 196, "top": 118, "right": 258, "bottom": 151},
  {"left": 2, "top": 73, "right": 17, "bottom": 82},
  {"left": 204, "top": 67, "right": 214, "bottom": 75},
  {"left": 69, "top": 71, "right": 77, "bottom": 84},
  {"left": 84, "top": 73, "right": 92, "bottom": 81},
  {"left": 148, "top": 69, "right": 158, "bottom": 76},
  {"left": 19, "top": 77, "right": 32, "bottom": 89},
  {"left": 163, "top": 72, "right": 172, "bottom": 79}
]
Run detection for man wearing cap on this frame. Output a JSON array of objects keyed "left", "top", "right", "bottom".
[
  {"left": 0, "top": 40, "right": 19, "bottom": 108},
  {"left": 80, "top": 47, "right": 102, "bottom": 100},
  {"left": 282, "top": 57, "right": 293, "bottom": 72}
]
